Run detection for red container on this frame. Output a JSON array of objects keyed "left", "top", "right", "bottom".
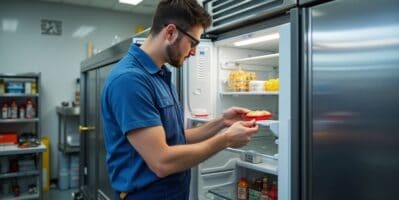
[
  {"left": 0, "top": 133, "right": 18, "bottom": 144},
  {"left": 242, "top": 112, "right": 273, "bottom": 121}
]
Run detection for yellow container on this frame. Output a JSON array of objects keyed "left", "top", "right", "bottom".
[{"left": 42, "top": 137, "right": 50, "bottom": 192}]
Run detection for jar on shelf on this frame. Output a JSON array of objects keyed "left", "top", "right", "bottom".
[
  {"left": 10, "top": 100, "right": 18, "bottom": 119},
  {"left": 2, "top": 103, "right": 8, "bottom": 119},
  {"left": 26, "top": 99, "right": 35, "bottom": 119},
  {"left": 0, "top": 79, "right": 5, "bottom": 94},
  {"left": 31, "top": 82, "right": 37, "bottom": 94}
]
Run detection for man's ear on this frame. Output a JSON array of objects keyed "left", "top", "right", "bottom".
[{"left": 164, "top": 25, "right": 178, "bottom": 43}]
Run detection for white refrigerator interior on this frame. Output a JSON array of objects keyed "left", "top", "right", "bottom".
[{"left": 185, "top": 23, "right": 291, "bottom": 200}]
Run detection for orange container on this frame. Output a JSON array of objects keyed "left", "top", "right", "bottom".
[{"left": 0, "top": 133, "right": 18, "bottom": 144}]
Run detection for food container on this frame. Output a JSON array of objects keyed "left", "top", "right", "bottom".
[
  {"left": 6, "top": 82, "right": 24, "bottom": 94},
  {"left": 242, "top": 110, "right": 273, "bottom": 121},
  {"left": 227, "top": 70, "right": 256, "bottom": 91},
  {"left": 241, "top": 150, "right": 262, "bottom": 164},
  {"left": 249, "top": 81, "right": 266, "bottom": 92}
]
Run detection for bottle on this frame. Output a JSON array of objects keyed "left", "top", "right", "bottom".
[
  {"left": 0, "top": 79, "right": 5, "bottom": 94},
  {"left": 268, "top": 181, "right": 278, "bottom": 200},
  {"left": 261, "top": 177, "right": 269, "bottom": 200},
  {"left": 26, "top": 99, "right": 35, "bottom": 119},
  {"left": 10, "top": 100, "right": 18, "bottom": 119},
  {"left": 19, "top": 106, "right": 25, "bottom": 119},
  {"left": 237, "top": 178, "right": 249, "bottom": 200},
  {"left": 1, "top": 103, "right": 8, "bottom": 119},
  {"left": 31, "top": 82, "right": 37, "bottom": 94},
  {"left": 74, "top": 78, "right": 80, "bottom": 106},
  {"left": 24, "top": 82, "right": 32, "bottom": 94}
]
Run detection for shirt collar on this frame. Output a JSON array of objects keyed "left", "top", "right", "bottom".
[{"left": 128, "top": 43, "right": 162, "bottom": 75}]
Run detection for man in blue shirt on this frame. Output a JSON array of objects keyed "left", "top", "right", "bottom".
[{"left": 101, "top": 0, "right": 259, "bottom": 199}]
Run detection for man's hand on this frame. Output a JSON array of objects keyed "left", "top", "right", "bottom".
[
  {"left": 222, "top": 107, "right": 251, "bottom": 127},
  {"left": 224, "top": 120, "right": 258, "bottom": 148}
]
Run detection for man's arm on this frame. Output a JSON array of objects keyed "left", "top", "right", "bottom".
[
  {"left": 185, "top": 116, "right": 225, "bottom": 144},
  {"left": 185, "top": 107, "right": 251, "bottom": 144},
  {"left": 127, "top": 121, "right": 257, "bottom": 178}
]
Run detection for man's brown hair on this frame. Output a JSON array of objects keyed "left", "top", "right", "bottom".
[{"left": 150, "top": 0, "right": 212, "bottom": 35}]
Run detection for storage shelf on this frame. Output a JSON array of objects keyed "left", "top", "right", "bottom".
[
  {"left": 225, "top": 53, "right": 279, "bottom": 66},
  {"left": 0, "top": 170, "right": 39, "bottom": 179},
  {"left": 1, "top": 192, "right": 39, "bottom": 200},
  {"left": 0, "top": 94, "right": 39, "bottom": 98},
  {"left": 0, "top": 144, "right": 46, "bottom": 156},
  {"left": 220, "top": 91, "right": 279, "bottom": 95},
  {"left": 0, "top": 118, "right": 39, "bottom": 123}
]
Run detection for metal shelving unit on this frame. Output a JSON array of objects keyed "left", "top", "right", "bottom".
[
  {"left": 0, "top": 73, "right": 44, "bottom": 200},
  {"left": 0, "top": 170, "right": 40, "bottom": 179}
]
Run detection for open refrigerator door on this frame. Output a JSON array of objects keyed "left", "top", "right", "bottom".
[{"left": 185, "top": 23, "right": 291, "bottom": 200}]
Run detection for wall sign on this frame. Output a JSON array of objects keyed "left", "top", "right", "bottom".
[{"left": 41, "top": 19, "right": 62, "bottom": 36}]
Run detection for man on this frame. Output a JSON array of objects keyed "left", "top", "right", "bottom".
[{"left": 101, "top": 0, "right": 259, "bottom": 199}]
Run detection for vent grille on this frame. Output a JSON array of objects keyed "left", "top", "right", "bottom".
[{"left": 204, "top": 0, "right": 295, "bottom": 33}]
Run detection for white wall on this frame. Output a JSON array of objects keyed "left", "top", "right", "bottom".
[{"left": 0, "top": 0, "right": 152, "bottom": 179}]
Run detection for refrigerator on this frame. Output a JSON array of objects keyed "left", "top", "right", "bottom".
[
  {"left": 184, "top": 0, "right": 399, "bottom": 200},
  {"left": 184, "top": 8, "right": 294, "bottom": 200}
]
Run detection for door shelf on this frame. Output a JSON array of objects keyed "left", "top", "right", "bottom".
[
  {"left": 207, "top": 183, "right": 236, "bottom": 200},
  {"left": 0, "top": 170, "right": 39, "bottom": 179},
  {"left": 236, "top": 159, "right": 278, "bottom": 175},
  {"left": 0, "top": 143, "right": 46, "bottom": 156},
  {"left": 0, "top": 118, "right": 39, "bottom": 123},
  {"left": 1, "top": 192, "right": 39, "bottom": 200},
  {"left": 187, "top": 117, "right": 279, "bottom": 128},
  {"left": 0, "top": 94, "right": 39, "bottom": 98},
  {"left": 220, "top": 91, "right": 279, "bottom": 96}
]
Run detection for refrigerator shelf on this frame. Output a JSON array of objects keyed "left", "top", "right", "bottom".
[
  {"left": 188, "top": 117, "right": 279, "bottom": 129},
  {"left": 236, "top": 158, "right": 278, "bottom": 175},
  {"left": 207, "top": 183, "right": 236, "bottom": 200},
  {"left": 220, "top": 91, "right": 279, "bottom": 95}
]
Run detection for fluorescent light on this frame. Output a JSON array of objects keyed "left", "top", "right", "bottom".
[
  {"left": 72, "top": 26, "right": 96, "bottom": 38},
  {"left": 2, "top": 19, "right": 18, "bottom": 32},
  {"left": 119, "top": 0, "right": 143, "bottom": 5},
  {"left": 234, "top": 33, "right": 280, "bottom": 46},
  {"left": 231, "top": 53, "right": 279, "bottom": 63}
]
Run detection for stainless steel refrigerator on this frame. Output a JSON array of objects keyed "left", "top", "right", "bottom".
[{"left": 300, "top": 0, "right": 399, "bottom": 199}]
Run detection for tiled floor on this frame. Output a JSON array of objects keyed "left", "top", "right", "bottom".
[{"left": 43, "top": 188, "right": 78, "bottom": 200}]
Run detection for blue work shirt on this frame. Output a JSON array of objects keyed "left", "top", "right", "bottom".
[{"left": 101, "top": 43, "right": 189, "bottom": 198}]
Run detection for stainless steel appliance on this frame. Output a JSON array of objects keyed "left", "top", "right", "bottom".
[{"left": 300, "top": 0, "right": 399, "bottom": 199}]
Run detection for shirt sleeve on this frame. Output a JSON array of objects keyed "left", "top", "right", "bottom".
[{"left": 106, "top": 72, "right": 162, "bottom": 135}]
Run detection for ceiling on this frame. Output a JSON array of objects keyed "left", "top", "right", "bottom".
[{"left": 40, "top": 0, "right": 159, "bottom": 15}]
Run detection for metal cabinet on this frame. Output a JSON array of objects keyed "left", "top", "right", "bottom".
[{"left": 79, "top": 38, "right": 132, "bottom": 200}]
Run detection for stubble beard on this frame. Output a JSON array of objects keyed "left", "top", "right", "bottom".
[{"left": 166, "top": 37, "right": 184, "bottom": 68}]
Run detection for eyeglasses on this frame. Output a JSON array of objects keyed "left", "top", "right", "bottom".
[{"left": 174, "top": 25, "right": 200, "bottom": 48}]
